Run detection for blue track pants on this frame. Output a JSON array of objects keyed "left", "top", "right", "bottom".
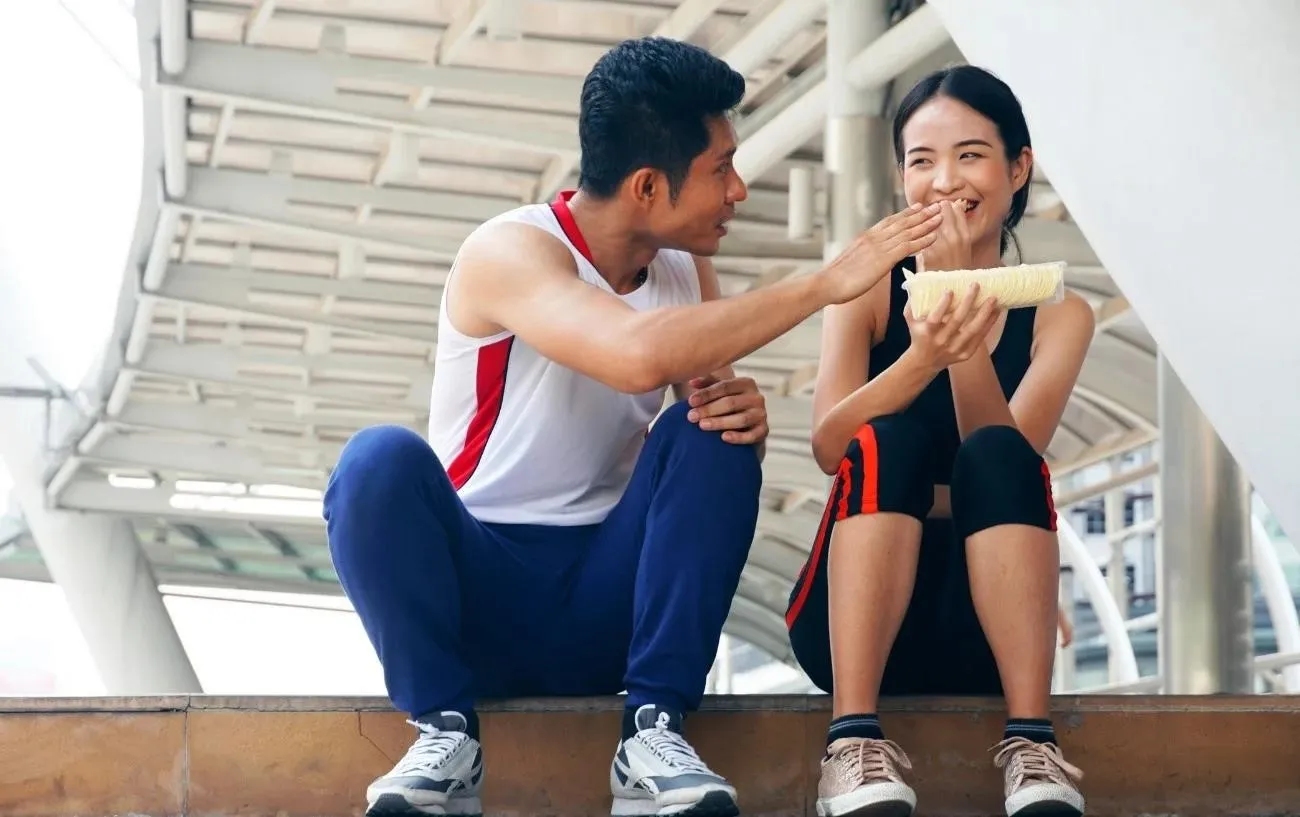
[{"left": 324, "top": 400, "right": 762, "bottom": 719}]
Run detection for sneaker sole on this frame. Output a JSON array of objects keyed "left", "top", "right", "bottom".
[
  {"left": 611, "top": 789, "right": 739, "bottom": 817},
  {"left": 366, "top": 792, "right": 483, "bottom": 817},
  {"left": 1010, "top": 804, "right": 1083, "bottom": 817},
  {"left": 816, "top": 799, "right": 914, "bottom": 817}
]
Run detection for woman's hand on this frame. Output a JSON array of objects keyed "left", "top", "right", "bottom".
[
  {"left": 904, "top": 282, "right": 1001, "bottom": 372},
  {"left": 919, "top": 199, "right": 974, "bottom": 272}
]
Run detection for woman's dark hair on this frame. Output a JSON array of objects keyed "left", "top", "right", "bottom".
[
  {"left": 891, "top": 65, "right": 1032, "bottom": 258},
  {"left": 578, "top": 37, "right": 745, "bottom": 201}
]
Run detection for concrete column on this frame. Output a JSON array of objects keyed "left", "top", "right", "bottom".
[
  {"left": 823, "top": 0, "right": 891, "bottom": 260},
  {"left": 0, "top": 399, "right": 203, "bottom": 694},
  {"left": 1156, "top": 354, "right": 1253, "bottom": 694}
]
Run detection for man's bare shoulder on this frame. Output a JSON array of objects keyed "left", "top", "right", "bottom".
[
  {"left": 448, "top": 218, "right": 585, "bottom": 337},
  {"left": 457, "top": 219, "right": 578, "bottom": 283}
]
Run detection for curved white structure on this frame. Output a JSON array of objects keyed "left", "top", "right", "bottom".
[{"left": 929, "top": 0, "right": 1300, "bottom": 539}]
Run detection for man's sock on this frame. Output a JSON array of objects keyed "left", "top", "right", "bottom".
[
  {"left": 827, "top": 713, "right": 885, "bottom": 746},
  {"left": 1003, "top": 717, "right": 1056, "bottom": 745}
]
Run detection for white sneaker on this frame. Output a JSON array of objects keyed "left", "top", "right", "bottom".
[
  {"left": 365, "top": 712, "right": 483, "bottom": 816},
  {"left": 610, "top": 704, "right": 738, "bottom": 816}
]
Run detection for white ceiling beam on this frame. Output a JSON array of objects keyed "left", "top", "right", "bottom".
[
  {"left": 177, "top": 167, "right": 823, "bottom": 264},
  {"left": 162, "top": 40, "right": 581, "bottom": 157},
  {"left": 725, "top": 592, "right": 795, "bottom": 661},
  {"left": 242, "top": 0, "right": 278, "bottom": 43},
  {"left": 83, "top": 435, "right": 326, "bottom": 488},
  {"left": 113, "top": 401, "right": 423, "bottom": 439},
  {"left": 164, "top": 262, "right": 440, "bottom": 310},
  {"left": 150, "top": 263, "right": 439, "bottom": 345},
  {"left": 756, "top": 508, "right": 820, "bottom": 548},
  {"left": 1014, "top": 218, "right": 1101, "bottom": 267},
  {"left": 717, "top": 0, "right": 824, "bottom": 77},
  {"left": 486, "top": 0, "right": 525, "bottom": 41},
  {"left": 761, "top": 450, "right": 831, "bottom": 494},
  {"left": 438, "top": 0, "right": 496, "bottom": 65},
  {"left": 57, "top": 478, "right": 325, "bottom": 531},
  {"left": 126, "top": 346, "right": 433, "bottom": 411},
  {"left": 128, "top": 341, "right": 432, "bottom": 391},
  {"left": 186, "top": 166, "right": 514, "bottom": 229},
  {"left": 736, "top": 5, "right": 948, "bottom": 182},
  {"left": 654, "top": 0, "right": 728, "bottom": 40}
]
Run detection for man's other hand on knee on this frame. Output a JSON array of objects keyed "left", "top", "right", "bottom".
[{"left": 682, "top": 374, "right": 768, "bottom": 448}]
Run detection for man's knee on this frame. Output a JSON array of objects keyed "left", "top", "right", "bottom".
[
  {"left": 836, "top": 414, "right": 933, "bottom": 521},
  {"left": 654, "top": 399, "right": 762, "bottom": 481},
  {"left": 951, "top": 425, "right": 1055, "bottom": 537},
  {"left": 328, "top": 425, "right": 441, "bottom": 508}
]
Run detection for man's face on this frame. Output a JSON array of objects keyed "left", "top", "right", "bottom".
[{"left": 645, "top": 116, "right": 749, "bottom": 256}]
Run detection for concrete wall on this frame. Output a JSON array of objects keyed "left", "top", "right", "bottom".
[{"left": 929, "top": 0, "right": 1300, "bottom": 539}]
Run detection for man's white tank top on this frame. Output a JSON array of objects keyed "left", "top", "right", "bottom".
[{"left": 427, "top": 192, "right": 702, "bottom": 526}]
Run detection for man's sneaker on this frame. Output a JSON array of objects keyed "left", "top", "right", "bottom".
[
  {"left": 992, "top": 737, "right": 1085, "bottom": 816},
  {"left": 365, "top": 712, "right": 483, "bottom": 816},
  {"left": 815, "top": 737, "right": 917, "bottom": 817},
  {"left": 610, "top": 704, "right": 738, "bottom": 816}
]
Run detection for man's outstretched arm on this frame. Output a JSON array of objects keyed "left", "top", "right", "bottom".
[{"left": 459, "top": 203, "right": 943, "bottom": 395}]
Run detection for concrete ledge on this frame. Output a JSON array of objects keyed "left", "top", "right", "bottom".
[{"left": 2, "top": 694, "right": 1299, "bottom": 815}]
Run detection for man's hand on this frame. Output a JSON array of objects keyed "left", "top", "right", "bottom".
[
  {"left": 685, "top": 375, "right": 769, "bottom": 446},
  {"left": 819, "top": 202, "right": 944, "bottom": 304}
]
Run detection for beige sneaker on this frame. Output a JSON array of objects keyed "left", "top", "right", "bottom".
[
  {"left": 992, "top": 737, "right": 1085, "bottom": 816},
  {"left": 815, "top": 737, "right": 916, "bottom": 817}
]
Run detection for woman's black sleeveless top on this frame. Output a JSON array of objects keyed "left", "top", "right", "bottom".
[{"left": 866, "top": 259, "right": 1038, "bottom": 485}]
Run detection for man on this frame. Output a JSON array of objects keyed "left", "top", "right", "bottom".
[{"left": 324, "top": 36, "right": 944, "bottom": 817}]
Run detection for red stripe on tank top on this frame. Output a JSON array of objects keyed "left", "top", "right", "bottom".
[
  {"left": 550, "top": 190, "right": 596, "bottom": 264},
  {"left": 447, "top": 336, "right": 514, "bottom": 490}
]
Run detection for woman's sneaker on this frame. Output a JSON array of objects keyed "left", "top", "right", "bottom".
[
  {"left": 609, "top": 704, "right": 739, "bottom": 816},
  {"left": 816, "top": 737, "right": 917, "bottom": 817},
  {"left": 365, "top": 712, "right": 484, "bottom": 816},
  {"left": 992, "top": 737, "right": 1085, "bottom": 816}
]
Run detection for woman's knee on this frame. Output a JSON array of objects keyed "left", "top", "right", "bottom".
[
  {"left": 951, "top": 425, "right": 1056, "bottom": 537},
  {"left": 834, "top": 414, "right": 934, "bottom": 521}
]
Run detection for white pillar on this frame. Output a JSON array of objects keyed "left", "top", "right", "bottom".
[
  {"left": 823, "top": 0, "right": 891, "bottom": 260},
  {"left": 0, "top": 399, "right": 202, "bottom": 694},
  {"left": 1156, "top": 354, "right": 1253, "bottom": 695}
]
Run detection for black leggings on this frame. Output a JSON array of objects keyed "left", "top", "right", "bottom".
[{"left": 785, "top": 414, "right": 1057, "bottom": 696}]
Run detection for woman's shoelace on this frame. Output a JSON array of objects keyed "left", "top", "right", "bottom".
[
  {"left": 642, "top": 726, "right": 713, "bottom": 774},
  {"left": 833, "top": 739, "right": 913, "bottom": 783},
  {"left": 993, "top": 737, "right": 1084, "bottom": 787},
  {"left": 392, "top": 719, "right": 468, "bottom": 774}
]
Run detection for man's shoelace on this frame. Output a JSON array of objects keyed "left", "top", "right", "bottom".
[
  {"left": 829, "top": 738, "right": 913, "bottom": 784},
  {"left": 992, "top": 737, "right": 1083, "bottom": 790},
  {"left": 391, "top": 719, "right": 468, "bottom": 775},
  {"left": 639, "top": 726, "right": 714, "bottom": 775}
]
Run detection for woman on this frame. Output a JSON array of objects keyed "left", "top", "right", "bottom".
[{"left": 785, "top": 65, "right": 1094, "bottom": 817}]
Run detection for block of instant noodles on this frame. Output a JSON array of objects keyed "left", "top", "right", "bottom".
[{"left": 901, "top": 261, "right": 1066, "bottom": 319}]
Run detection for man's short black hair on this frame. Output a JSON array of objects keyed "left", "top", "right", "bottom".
[{"left": 577, "top": 37, "right": 746, "bottom": 200}]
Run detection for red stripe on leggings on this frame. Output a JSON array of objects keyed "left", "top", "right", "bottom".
[
  {"left": 852, "top": 424, "right": 880, "bottom": 515},
  {"left": 1041, "top": 460, "right": 1058, "bottom": 531},
  {"left": 785, "top": 473, "right": 842, "bottom": 629}
]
